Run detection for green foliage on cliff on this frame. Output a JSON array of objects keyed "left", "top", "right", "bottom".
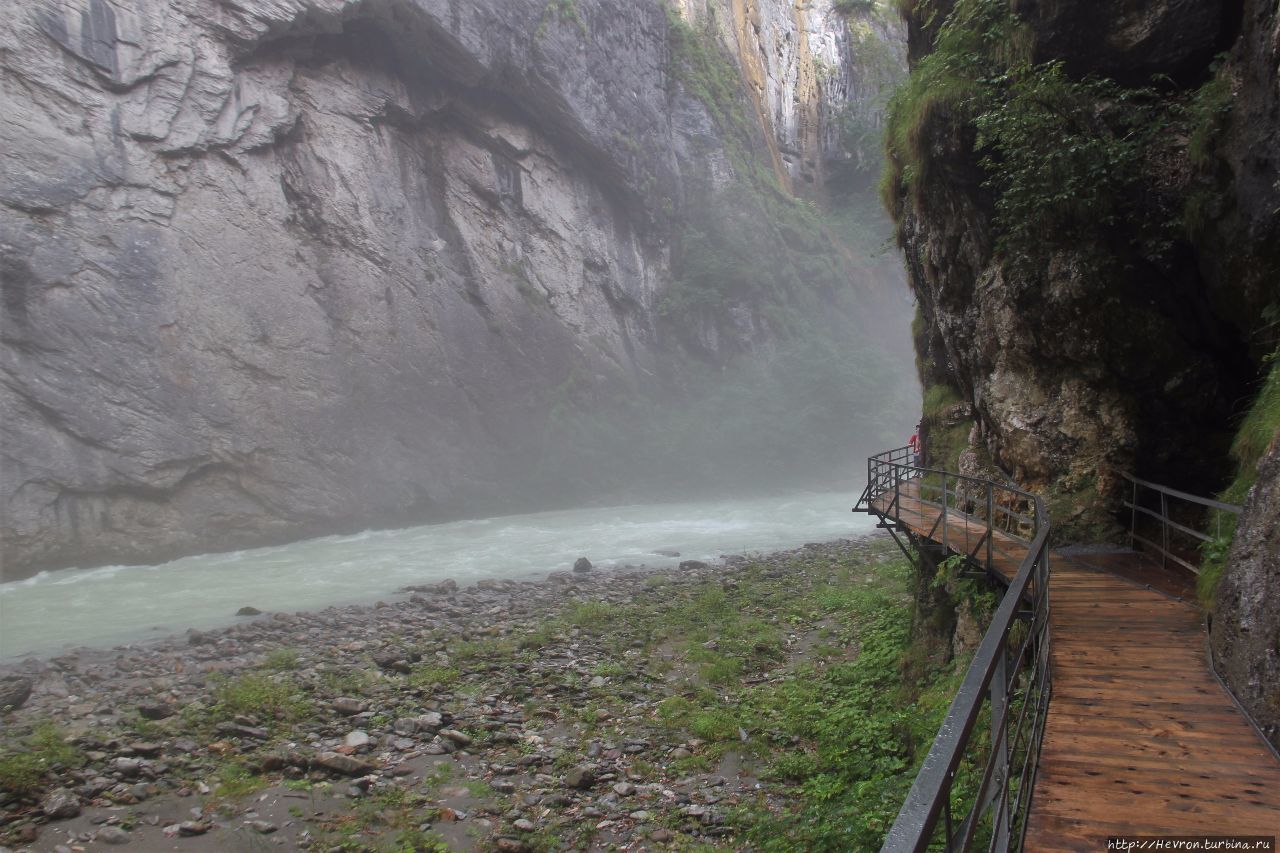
[
  {"left": 664, "top": 7, "right": 758, "bottom": 169},
  {"left": 1187, "top": 58, "right": 1234, "bottom": 168},
  {"left": 1200, "top": 349, "right": 1280, "bottom": 603},
  {"left": 920, "top": 383, "right": 972, "bottom": 470},
  {"left": 973, "top": 65, "right": 1159, "bottom": 260},
  {"left": 882, "top": 0, "right": 1173, "bottom": 263},
  {"left": 880, "top": 0, "right": 1031, "bottom": 215},
  {"left": 535, "top": 0, "right": 586, "bottom": 37}
]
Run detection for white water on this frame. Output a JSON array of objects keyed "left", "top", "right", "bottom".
[{"left": 0, "top": 489, "right": 874, "bottom": 659}]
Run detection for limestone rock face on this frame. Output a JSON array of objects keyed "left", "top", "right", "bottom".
[
  {"left": 1204, "top": 1, "right": 1280, "bottom": 746},
  {"left": 1, "top": 0, "right": 906, "bottom": 576},
  {"left": 894, "top": 0, "right": 1271, "bottom": 538},
  {"left": 1012, "top": 0, "right": 1230, "bottom": 84},
  {"left": 1, "top": 0, "right": 678, "bottom": 576},
  {"left": 895, "top": 0, "right": 1280, "bottom": 734},
  {"left": 1211, "top": 441, "right": 1280, "bottom": 749},
  {"left": 676, "top": 0, "right": 904, "bottom": 189}
]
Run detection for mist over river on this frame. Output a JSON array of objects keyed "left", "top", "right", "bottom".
[{"left": 0, "top": 490, "right": 875, "bottom": 660}]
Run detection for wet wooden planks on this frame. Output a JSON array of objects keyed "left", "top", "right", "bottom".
[{"left": 870, "top": 483, "right": 1280, "bottom": 846}]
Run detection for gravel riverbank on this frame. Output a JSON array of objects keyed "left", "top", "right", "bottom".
[{"left": 0, "top": 535, "right": 913, "bottom": 852}]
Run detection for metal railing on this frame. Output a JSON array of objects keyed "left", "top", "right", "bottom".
[
  {"left": 1121, "top": 472, "right": 1242, "bottom": 575},
  {"left": 857, "top": 446, "right": 1052, "bottom": 852}
]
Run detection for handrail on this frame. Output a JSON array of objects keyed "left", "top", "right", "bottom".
[
  {"left": 1120, "top": 472, "right": 1244, "bottom": 515},
  {"left": 858, "top": 446, "right": 1052, "bottom": 852},
  {"left": 1120, "top": 471, "right": 1242, "bottom": 576}
]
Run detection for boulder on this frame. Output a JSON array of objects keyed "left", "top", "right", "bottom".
[{"left": 0, "top": 675, "right": 33, "bottom": 712}]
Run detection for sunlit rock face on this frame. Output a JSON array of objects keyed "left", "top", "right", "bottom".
[
  {"left": 0, "top": 0, "right": 906, "bottom": 577},
  {"left": 674, "top": 0, "right": 902, "bottom": 191}
]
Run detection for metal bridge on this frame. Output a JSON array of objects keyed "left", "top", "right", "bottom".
[{"left": 856, "top": 446, "right": 1280, "bottom": 850}]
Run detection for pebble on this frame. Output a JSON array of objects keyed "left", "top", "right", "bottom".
[
  {"left": 113, "top": 757, "right": 141, "bottom": 778},
  {"left": 137, "top": 701, "right": 174, "bottom": 720},
  {"left": 314, "top": 751, "right": 375, "bottom": 776},
  {"left": 564, "top": 766, "right": 596, "bottom": 789},
  {"left": 494, "top": 839, "right": 528, "bottom": 852},
  {"left": 438, "top": 728, "right": 471, "bottom": 746},
  {"left": 40, "top": 788, "right": 81, "bottom": 820},
  {"left": 332, "top": 697, "right": 367, "bottom": 715},
  {"left": 96, "top": 826, "right": 131, "bottom": 844}
]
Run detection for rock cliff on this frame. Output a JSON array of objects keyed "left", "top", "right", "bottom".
[
  {"left": 889, "top": 0, "right": 1279, "bottom": 744},
  {"left": 0, "top": 0, "right": 912, "bottom": 577}
]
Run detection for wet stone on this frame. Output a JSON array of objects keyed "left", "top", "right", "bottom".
[
  {"left": 40, "top": 788, "right": 81, "bottom": 820},
  {"left": 332, "top": 697, "right": 367, "bottom": 715},
  {"left": 96, "top": 826, "right": 131, "bottom": 845},
  {"left": 564, "top": 766, "right": 595, "bottom": 789}
]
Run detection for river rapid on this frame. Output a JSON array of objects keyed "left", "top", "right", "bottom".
[{"left": 0, "top": 490, "right": 874, "bottom": 659}]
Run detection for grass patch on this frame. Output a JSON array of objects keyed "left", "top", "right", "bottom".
[
  {"left": 689, "top": 709, "right": 741, "bottom": 742},
  {"left": 261, "top": 647, "right": 300, "bottom": 671},
  {"left": 211, "top": 673, "right": 311, "bottom": 724},
  {"left": 565, "top": 601, "right": 620, "bottom": 628},
  {"left": 0, "top": 722, "right": 84, "bottom": 797},
  {"left": 215, "top": 762, "right": 266, "bottom": 799},
  {"left": 409, "top": 665, "right": 460, "bottom": 689}
]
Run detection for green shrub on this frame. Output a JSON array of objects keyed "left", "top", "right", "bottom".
[
  {"left": 212, "top": 673, "right": 310, "bottom": 722},
  {"left": 690, "top": 709, "right": 742, "bottom": 741},
  {"left": 0, "top": 722, "right": 83, "bottom": 797},
  {"left": 409, "top": 665, "right": 460, "bottom": 689},
  {"left": 565, "top": 601, "right": 619, "bottom": 628},
  {"left": 973, "top": 62, "right": 1159, "bottom": 262},
  {"left": 1200, "top": 349, "right": 1280, "bottom": 604},
  {"left": 882, "top": 0, "right": 1173, "bottom": 266},
  {"left": 215, "top": 762, "right": 266, "bottom": 799},
  {"left": 882, "top": 0, "right": 1032, "bottom": 212},
  {"left": 261, "top": 648, "right": 300, "bottom": 671},
  {"left": 1187, "top": 59, "right": 1234, "bottom": 168}
]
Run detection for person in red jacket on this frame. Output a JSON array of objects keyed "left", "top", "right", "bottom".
[{"left": 908, "top": 423, "right": 921, "bottom": 466}]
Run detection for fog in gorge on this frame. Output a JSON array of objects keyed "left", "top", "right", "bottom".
[{"left": 1, "top": 0, "right": 915, "bottom": 594}]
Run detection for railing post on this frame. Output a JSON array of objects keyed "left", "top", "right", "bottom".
[
  {"left": 990, "top": 640, "right": 1010, "bottom": 850},
  {"left": 941, "top": 475, "right": 949, "bottom": 552},
  {"left": 1128, "top": 479, "right": 1138, "bottom": 551},
  {"left": 986, "top": 482, "right": 994, "bottom": 573},
  {"left": 1160, "top": 492, "right": 1169, "bottom": 569},
  {"left": 894, "top": 463, "right": 901, "bottom": 518}
]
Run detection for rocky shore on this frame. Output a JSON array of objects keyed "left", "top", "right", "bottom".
[{"left": 0, "top": 535, "right": 913, "bottom": 852}]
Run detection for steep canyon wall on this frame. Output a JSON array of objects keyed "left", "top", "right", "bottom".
[
  {"left": 890, "top": 0, "right": 1279, "bottom": 744},
  {"left": 0, "top": 0, "right": 911, "bottom": 578}
]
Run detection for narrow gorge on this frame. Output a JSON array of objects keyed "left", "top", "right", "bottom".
[{"left": 1, "top": 0, "right": 914, "bottom": 579}]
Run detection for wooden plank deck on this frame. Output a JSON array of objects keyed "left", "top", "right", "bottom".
[{"left": 872, "top": 482, "right": 1280, "bottom": 846}]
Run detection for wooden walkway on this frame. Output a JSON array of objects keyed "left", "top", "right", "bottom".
[{"left": 875, "top": 483, "right": 1280, "bottom": 846}]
